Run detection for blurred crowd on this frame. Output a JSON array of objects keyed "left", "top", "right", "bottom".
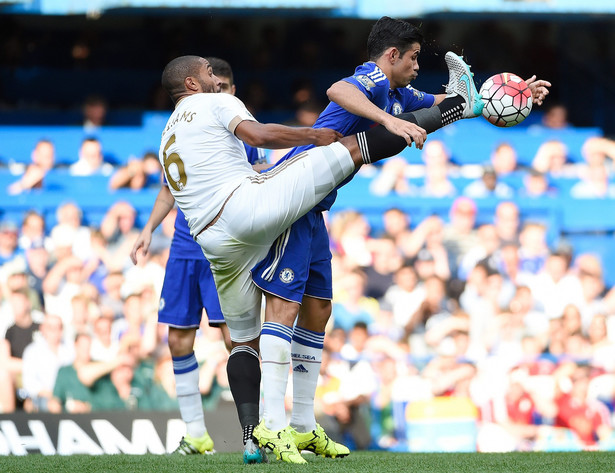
[{"left": 3, "top": 104, "right": 615, "bottom": 452}]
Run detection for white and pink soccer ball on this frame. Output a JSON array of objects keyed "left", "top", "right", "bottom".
[{"left": 480, "top": 73, "right": 533, "bottom": 127}]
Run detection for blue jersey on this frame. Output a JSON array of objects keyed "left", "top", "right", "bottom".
[
  {"left": 252, "top": 63, "right": 435, "bottom": 304},
  {"left": 276, "top": 62, "right": 435, "bottom": 211},
  {"left": 168, "top": 143, "right": 266, "bottom": 259}
]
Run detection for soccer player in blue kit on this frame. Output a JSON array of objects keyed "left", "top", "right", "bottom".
[
  {"left": 251, "top": 16, "right": 551, "bottom": 460},
  {"left": 130, "top": 57, "right": 268, "bottom": 460}
]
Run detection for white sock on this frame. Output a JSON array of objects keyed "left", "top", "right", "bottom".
[
  {"left": 173, "top": 352, "right": 207, "bottom": 438},
  {"left": 260, "top": 322, "right": 293, "bottom": 431},
  {"left": 290, "top": 326, "right": 324, "bottom": 433}
]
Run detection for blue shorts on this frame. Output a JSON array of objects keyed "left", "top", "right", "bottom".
[
  {"left": 251, "top": 210, "right": 332, "bottom": 304},
  {"left": 158, "top": 257, "right": 225, "bottom": 328}
]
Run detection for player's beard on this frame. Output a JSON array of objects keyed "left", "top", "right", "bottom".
[{"left": 198, "top": 78, "right": 217, "bottom": 93}]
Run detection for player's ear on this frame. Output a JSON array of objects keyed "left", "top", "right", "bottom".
[
  {"left": 388, "top": 47, "right": 399, "bottom": 64},
  {"left": 185, "top": 76, "right": 199, "bottom": 92}
]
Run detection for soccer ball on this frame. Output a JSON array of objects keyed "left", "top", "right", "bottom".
[{"left": 479, "top": 73, "right": 533, "bottom": 127}]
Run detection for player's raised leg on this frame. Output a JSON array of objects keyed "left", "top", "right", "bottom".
[{"left": 444, "top": 51, "right": 484, "bottom": 118}]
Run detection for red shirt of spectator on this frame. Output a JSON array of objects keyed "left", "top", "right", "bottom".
[{"left": 554, "top": 368, "right": 611, "bottom": 446}]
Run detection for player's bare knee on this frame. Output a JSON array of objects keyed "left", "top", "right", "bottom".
[
  {"left": 339, "top": 136, "right": 362, "bottom": 167},
  {"left": 167, "top": 327, "right": 197, "bottom": 357}
]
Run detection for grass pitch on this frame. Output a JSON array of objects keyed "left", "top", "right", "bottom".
[{"left": 3, "top": 451, "right": 615, "bottom": 473}]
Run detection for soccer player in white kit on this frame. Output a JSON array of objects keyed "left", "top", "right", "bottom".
[{"left": 156, "top": 54, "right": 481, "bottom": 463}]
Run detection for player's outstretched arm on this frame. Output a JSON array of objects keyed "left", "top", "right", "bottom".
[
  {"left": 327, "top": 80, "right": 425, "bottom": 148},
  {"left": 130, "top": 185, "right": 175, "bottom": 264},
  {"left": 235, "top": 121, "right": 342, "bottom": 149},
  {"left": 525, "top": 75, "right": 551, "bottom": 106}
]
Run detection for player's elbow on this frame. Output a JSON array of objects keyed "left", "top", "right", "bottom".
[
  {"left": 326, "top": 84, "right": 339, "bottom": 102},
  {"left": 326, "top": 81, "right": 346, "bottom": 102}
]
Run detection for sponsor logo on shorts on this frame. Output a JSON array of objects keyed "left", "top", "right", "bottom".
[
  {"left": 159, "top": 298, "right": 165, "bottom": 311},
  {"left": 279, "top": 268, "right": 294, "bottom": 283},
  {"left": 356, "top": 74, "right": 376, "bottom": 91}
]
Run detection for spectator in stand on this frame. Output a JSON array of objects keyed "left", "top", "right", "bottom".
[
  {"left": 587, "top": 314, "right": 615, "bottom": 372},
  {"left": 421, "top": 337, "right": 476, "bottom": 396},
  {"left": 574, "top": 254, "right": 608, "bottom": 331},
  {"left": 313, "top": 348, "right": 350, "bottom": 445},
  {"left": 529, "top": 251, "right": 584, "bottom": 321},
  {"left": 442, "top": 196, "right": 479, "bottom": 277},
  {"left": 69, "top": 137, "right": 113, "bottom": 176},
  {"left": 553, "top": 364, "right": 612, "bottom": 448},
  {"left": 145, "top": 353, "right": 180, "bottom": 411},
  {"left": 1, "top": 287, "right": 42, "bottom": 411},
  {"left": 463, "top": 165, "right": 514, "bottom": 199},
  {"left": 480, "top": 372, "right": 540, "bottom": 451},
  {"left": 581, "top": 136, "right": 615, "bottom": 170},
  {"left": 7, "top": 139, "right": 56, "bottom": 195},
  {"left": 99, "top": 270, "right": 124, "bottom": 320},
  {"left": 90, "top": 311, "right": 120, "bottom": 362},
  {"left": 99, "top": 201, "right": 139, "bottom": 271},
  {"left": 331, "top": 268, "right": 379, "bottom": 333},
  {"left": 0, "top": 220, "right": 21, "bottom": 266},
  {"left": 335, "top": 322, "right": 377, "bottom": 449},
  {"left": 108, "top": 151, "right": 162, "bottom": 191},
  {"left": 458, "top": 223, "right": 501, "bottom": 281},
  {"left": 82, "top": 94, "right": 108, "bottom": 132},
  {"left": 18, "top": 210, "right": 49, "bottom": 252},
  {"left": 490, "top": 142, "right": 519, "bottom": 176},
  {"left": 383, "top": 263, "right": 424, "bottom": 336},
  {"left": 361, "top": 236, "right": 403, "bottom": 300},
  {"left": 369, "top": 157, "right": 417, "bottom": 197},
  {"left": 570, "top": 162, "right": 615, "bottom": 198},
  {"left": 509, "top": 285, "right": 550, "bottom": 342},
  {"left": 0, "top": 340, "right": 15, "bottom": 412},
  {"left": 404, "top": 274, "right": 453, "bottom": 356},
  {"left": 369, "top": 354, "right": 410, "bottom": 450},
  {"left": 531, "top": 140, "right": 577, "bottom": 178},
  {"left": 460, "top": 261, "right": 505, "bottom": 352},
  {"left": 494, "top": 241, "right": 521, "bottom": 286},
  {"left": 112, "top": 280, "right": 159, "bottom": 359},
  {"left": 518, "top": 168, "right": 557, "bottom": 198},
  {"left": 380, "top": 208, "right": 411, "bottom": 242},
  {"left": 561, "top": 304, "right": 584, "bottom": 340},
  {"left": 517, "top": 222, "right": 549, "bottom": 277},
  {"left": 537, "top": 103, "right": 570, "bottom": 130},
  {"left": 21, "top": 313, "right": 73, "bottom": 412},
  {"left": 329, "top": 210, "right": 373, "bottom": 268},
  {"left": 418, "top": 140, "right": 456, "bottom": 197},
  {"left": 494, "top": 201, "right": 521, "bottom": 245},
  {"left": 50, "top": 201, "right": 93, "bottom": 262},
  {"left": 52, "top": 331, "right": 94, "bottom": 413},
  {"left": 42, "top": 240, "right": 85, "bottom": 326},
  {"left": 86, "top": 339, "right": 153, "bottom": 411},
  {"left": 0, "top": 258, "right": 44, "bottom": 321}
]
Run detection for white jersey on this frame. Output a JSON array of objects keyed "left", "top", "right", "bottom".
[{"left": 159, "top": 93, "right": 257, "bottom": 235}]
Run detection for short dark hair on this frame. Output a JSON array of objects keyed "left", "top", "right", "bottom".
[
  {"left": 161, "top": 55, "right": 204, "bottom": 103},
  {"left": 205, "top": 57, "right": 233, "bottom": 85},
  {"left": 367, "top": 16, "right": 423, "bottom": 61}
]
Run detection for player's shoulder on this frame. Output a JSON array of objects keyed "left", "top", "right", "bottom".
[{"left": 351, "top": 62, "right": 388, "bottom": 90}]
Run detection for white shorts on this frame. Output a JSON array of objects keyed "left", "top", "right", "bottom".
[{"left": 195, "top": 142, "right": 354, "bottom": 342}]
